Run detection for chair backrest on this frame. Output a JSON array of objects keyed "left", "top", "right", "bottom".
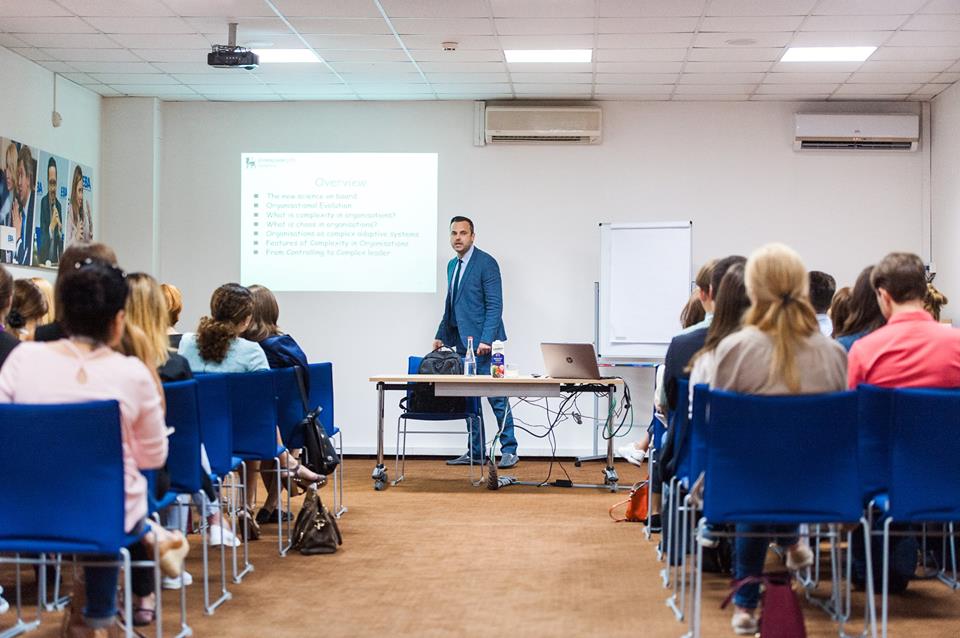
[
  {"left": 228, "top": 369, "right": 280, "bottom": 459},
  {"left": 307, "top": 362, "right": 336, "bottom": 437},
  {"left": 672, "top": 379, "right": 692, "bottom": 482},
  {"left": 0, "top": 401, "right": 128, "bottom": 554},
  {"left": 688, "top": 384, "right": 709, "bottom": 484},
  {"left": 702, "top": 389, "right": 861, "bottom": 525},
  {"left": 887, "top": 387, "right": 960, "bottom": 522},
  {"left": 195, "top": 373, "right": 235, "bottom": 478},
  {"left": 275, "top": 366, "right": 307, "bottom": 448},
  {"left": 162, "top": 380, "right": 203, "bottom": 494},
  {"left": 856, "top": 384, "right": 894, "bottom": 502}
]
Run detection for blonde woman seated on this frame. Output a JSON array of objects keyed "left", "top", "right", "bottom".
[
  {"left": 5, "top": 279, "right": 48, "bottom": 341},
  {"left": 178, "top": 284, "right": 322, "bottom": 539},
  {"left": 711, "top": 244, "right": 847, "bottom": 635}
]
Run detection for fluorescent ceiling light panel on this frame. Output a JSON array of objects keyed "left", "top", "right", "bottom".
[
  {"left": 781, "top": 46, "right": 876, "bottom": 62},
  {"left": 504, "top": 49, "right": 592, "bottom": 64},
  {"left": 252, "top": 49, "right": 321, "bottom": 63}
]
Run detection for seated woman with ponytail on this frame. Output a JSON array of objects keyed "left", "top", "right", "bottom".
[
  {"left": 711, "top": 243, "right": 847, "bottom": 636},
  {"left": 178, "top": 284, "right": 322, "bottom": 539}
]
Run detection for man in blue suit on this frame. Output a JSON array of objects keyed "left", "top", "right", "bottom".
[{"left": 433, "top": 216, "right": 519, "bottom": 468}]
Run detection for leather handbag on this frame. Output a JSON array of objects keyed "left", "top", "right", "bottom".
[
  {"left": 294, "top": 366, "right": 340, "bottom": 476},
  {"left": 291, "top": 486, "right": 342, "bottom": 555},
  {"left": 608, "top": 480, "right": 649, "bottom": 523}
]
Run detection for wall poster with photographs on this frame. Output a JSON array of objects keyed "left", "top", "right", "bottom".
[{"left": 0, "top": 137, "right": 93, "bottom": 269}]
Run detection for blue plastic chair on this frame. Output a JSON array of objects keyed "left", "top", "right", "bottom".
[
  {"left": 306, "top": 362, "right": 346, "bottom": 517},
  {"left": 0, "top": 401, "right": 158, "bottom": 638},
  {"left": 395, "top": 356, "right": 484, "bottom": 486},
  {"left": 872, "top": 387, "right": 960, "bottom": 638},
  {"left": 690, "top": 389, "right": 874, "bottom": 638},
  {"left": 857, "top": 384, "right": 895, "bottom": 503},
  {"left": 195, "top": 373, "right": 250, "bottom": 588},
  {"left": 663, "top": 379, "right": 694, "bottom": 617},
  {"left": 226, "top": 370, "right": 293, "bottom": 556}
]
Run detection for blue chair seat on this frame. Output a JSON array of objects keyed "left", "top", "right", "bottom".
[{"left": 235, "top": 444, "right": 286, "bottom": 462}]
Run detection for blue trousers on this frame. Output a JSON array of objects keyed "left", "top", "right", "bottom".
[
  {"left": 733, "top": 524, "right": 799, "bottom": 609},
  {"left": 83, "top": 536, "right": 153, "bottom": 627},
  {"left": 468, "top": 354, "right": 517, "bottom": 457}
]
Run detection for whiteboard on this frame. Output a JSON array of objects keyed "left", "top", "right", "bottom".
[{"left": 599, "top": 222, "right": 693, "bottom": 360}]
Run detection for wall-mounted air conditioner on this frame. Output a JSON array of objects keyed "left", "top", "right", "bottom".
[
  {"left": 484, "top": 105, "right": 602, "bottom": 144},
  {"left": 794, "top": 113, "right": 919, "bottom": 151}
]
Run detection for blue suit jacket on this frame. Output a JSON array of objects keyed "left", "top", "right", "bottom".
[{"left": 436, "top": 246, "right": 507, "bottom": 350}]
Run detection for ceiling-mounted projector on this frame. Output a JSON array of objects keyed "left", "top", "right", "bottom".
[{"left": 207, "top": 22, "right": 258, "bottom": 70}]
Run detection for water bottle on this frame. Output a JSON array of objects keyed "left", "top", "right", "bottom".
[
  {"left": 491, "top": 340, "right": 505, "bottom": 378},
  {"left": 464, "top": 336, "right": 477, "bottom": 376}
]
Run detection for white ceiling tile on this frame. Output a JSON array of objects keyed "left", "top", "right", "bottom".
[
  {"left": 378, "top": 0, "right": 489, "bottom": 18},
  {"left": 229, "top": 34, "right": 305, "bottom": 48},
  {"left": 301, "top": 34, "right": 402, "bottom": 49},
  {"left": 596, "top": 61, "right": 683, "bottom": 73},
  {"left": 814, "top": 0, "right": 926, "bottom": 15},
  {"left": 0, "top": 16, "right": 96, "bottom": 33},
  {"left": 60, "top": 71, "right": 96, "bottom": 84},
  {"left": 858, "top": 60, "right": 953, "bottom": 72},
  {"left": 68, "top": 60, "right": 160, "bottom": 73},
  {"left": 598, "top": 33, "right": 694, "bottom": 48},
  {"left": 597, "top": 17, "right": 700, "bottom": 33},
  {"left": 90, "top": 85, "right": 121, "bottom": 96},
  {"left": 42, "top": 48, "right": 141, "bottom": 62},
  {"left": 91, "top": 72, "right": 178, "bottom": 84},
  {"left": 771, "top": 61, "right": 864, "bottom": 72},
  {"left": 513, "top": 83, "right": 592, "bottom": 92},
  {"left": 58, "top": 0, "right": 173, "bottom": 16},
  {"left": 494, "top": 18, "right": 594, "bottom": 35},
  {"left": 684, "top": 61, "right": 773, "bottom": 72},
  {"left": 595, "top": 94, "right": 670, "bottom": 101},
  {"left": 107, "top": 84, "right": 199, "bottom": 96},
  {"left": 288, "top": 18, "right": 391, "bottom": 35},
  {"left": 693, "top": 32, "right": 793, "bottom": 47},
  {"left": 430, "top": 83, "right": 512, "bottom": 92},
  {"left": 848, "top": 72, "right": 938, "bottom": 83},
  {"left": 9, "top": 47, "right": 53, "bottom": 61},
  {"left": 599, "top": 1, "right": 706, "bottom": 17},
  {"left": 755, "top": 83, "right": 840, "bottom": 93},
  {"left": 338, "top": 72, "right": 426, "bottom": 83},
  {"left": 152, "top": 62, "right": 224, "bottom": 73},
  {"left": 84, "top": 16, "right": 196, "bottom": 34},
  {"left": 110, "top": 34, "right": 211, "bottom": 49},
  {"left": 916, "top": 83, "right": 954, "bottom": 96},
  {"left": 163, "top": 0, "right": 277, "bottom": 17},
  {"left": 401, "top": 35, "right": 499, "bottom": 49},
  {"left": 510, "top": 72, "right": 592, "bottom": 83},
  {"left": 409, "top": 49, "right": 501, "bottom": 62},
  {"left": 596, "top": 48, "right": 688, "bottom": 62},
  {"left": 172, "top": 73, "right": 263, "bottom": 85},
  {"left": 593, "top": 84, "right": 673, "bottom": 94},
  {"left": 36, "top": 60, "right": 78, "bottom": 72},
  {"left": 195, "top": 84, "right": 280, "bottom": 95},
  {"left": 426, "top": 72, "right": 508, "bottom": 82},
  {"left": 595, "top": 73, "right": 678, "bottom": 83},
  {"left": 707, "top": 0, "right": 815, "bottom": 16},
  {"left": 949, "top": 60, "right": 960, "bottom": 71},
  {"left": 391, "top": 18, "right": 493, "bottom": 35},
  {"left": 790, "top": 31, "right": 892, "bottom": 46},
  {"left": 673, "top": 83, "right": 757, "bottom": 94},
  {"left": 887, "top": 31, "right": 960, "bottom": 47},
  {"left": 255, "top": 72, "right": 346, "bottom": 83},
  {"left": 184, "top": 17, "right": 290, "bottom": 36},
  {"left": 319, "top": 50, "right": 412, "bottom": 63},
  {"left": 491, "top": 0, "right": 595, "bottom": 18},
  {"left": 0, "top": 0, "right": 71, "bottom": 16},
  {"left": 688, "top": 47, "right": 783, "bottom": 61},
  {"left": 418, "top": 61, "right": 505, "bottom": 73},
  {"left": 700, "top": 16, "right": 804, "bottom": 31},
  {"left": 922, "top": 0, "right": 960, "bottom": 13},
  {"left": 329, "top": 61, "right": 417, "bottom": 73},
  {"left": 17, "top": 33, "right": 119, "bottom": 47},
  {"left": 270, "top": 0, "right": 382, "bottom": 18},
  {"left": 903, "top": 14, "right": 960, "bottom": 30},
  {"left": 679, "top": 72, "right": 766, "bottom": 83},
  {"left": 764, "top": 72, "right": 855, "bottom": 83},
  {"left": 506, "top": 62, "right": 593, "bottom": 73},
  {"left": 497, "top": 34, "right": 594, "bottom": 48},
  {"left": 834, "top": 83, "right": 923, "bottom": 94},
  {"left": 801, "top": 15, "right": 909, "bottom": 31},
  {"left": 933, "top": 71, "right": 960, "bottom": 82},
  {"left": 433, "top": 93, "right": 514, "bottom": 99},
  {"left": 871, "top": 46, "right": 960, "bottom": 60},
  {"left": 270, "top": 84, "right": 355, "bottom": 93},
  {"left": 133, "top": 49, "right": 210, "bottom": 63},
  {"left": 0, "top": 32, "right": 26, "bottom": 46},
  {"left": 751, "top": 94, "right": 833, "bottom": 100}
]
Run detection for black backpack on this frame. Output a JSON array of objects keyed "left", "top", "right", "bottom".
[
  {"left": 402, "top": 348, "right": 467, "bottom": 414},
  {"left": 294, "top": 366, "right": 340, "bottom": 476}
]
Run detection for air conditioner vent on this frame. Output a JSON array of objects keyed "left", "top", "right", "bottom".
[
  {"left": 799, "top": 140, "right": 916, "bottom": 151},
  {"left": 484, "top": 106, "right": 602, "bottom": 145},
  {"left": 794, "top": 113, "right": 919, "bottom": 152},
  {"left": 489, "top": 134, "right": 592, "bottom": 143}
]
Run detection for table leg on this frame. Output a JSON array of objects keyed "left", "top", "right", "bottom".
[
  {"left": 372, "top": 382, "right": 388, "bottom": 490},
  {"left": 603, "top": 386, "right": 619, "bottom": 491}
]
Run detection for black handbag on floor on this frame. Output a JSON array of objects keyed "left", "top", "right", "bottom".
[{"left": 294, "top": 366, "right": 340, "bottom": 477}]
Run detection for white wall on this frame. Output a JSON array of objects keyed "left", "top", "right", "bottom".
[
  {"left": 123, "top": 99, "right": 925, "bottom": 457},
  {"left": 0, "top": 46, "right": 101, "bottom": 282},
  {"left": 932, "top": 83, "right": 960, "bottom": 323}
]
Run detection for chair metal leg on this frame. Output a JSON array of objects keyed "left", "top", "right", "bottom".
[
  {"left": 393, "top": 417, "right": 407, "bottom": 487},
  {"left": 203, "top": 481, "right": 233, "bottom": 615},
  {"left": 0, "top": 555, "right": 39, "bottom": 638},
  {"left": 333, "top": 432, "right": 346, "bottom": 518},
  {"left": 938, "top": 522, "right": 960, "bottom": 589},
  {"left": 231, "top": 465, "right": 253, "bottom": 583},
  {"left": 881, "top": 518, "right": 892, "bottom": 638}
]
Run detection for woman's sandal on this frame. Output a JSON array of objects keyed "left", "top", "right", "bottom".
[
  {"left": 288, "top": 462, "right": 325, "bottom": 491},
  {"left": 236, "top": 507, "right": 261, "bottom": 541}
]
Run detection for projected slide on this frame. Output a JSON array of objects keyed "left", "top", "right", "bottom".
[{"left": 240, "top": 153, "right": 438, "bottom": 293}]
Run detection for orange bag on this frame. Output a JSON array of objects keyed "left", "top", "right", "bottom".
[{"left": 608, "top": 480, "right": 649, "bottom": 523}]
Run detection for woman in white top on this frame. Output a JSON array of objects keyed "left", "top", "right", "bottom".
[{"left": 66, "top": 165, "right": 93, "bottom": 245}]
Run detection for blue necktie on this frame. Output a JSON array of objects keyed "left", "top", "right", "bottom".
[{"left": 449, "top": 258, "right": 462, "bottom": 327}]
